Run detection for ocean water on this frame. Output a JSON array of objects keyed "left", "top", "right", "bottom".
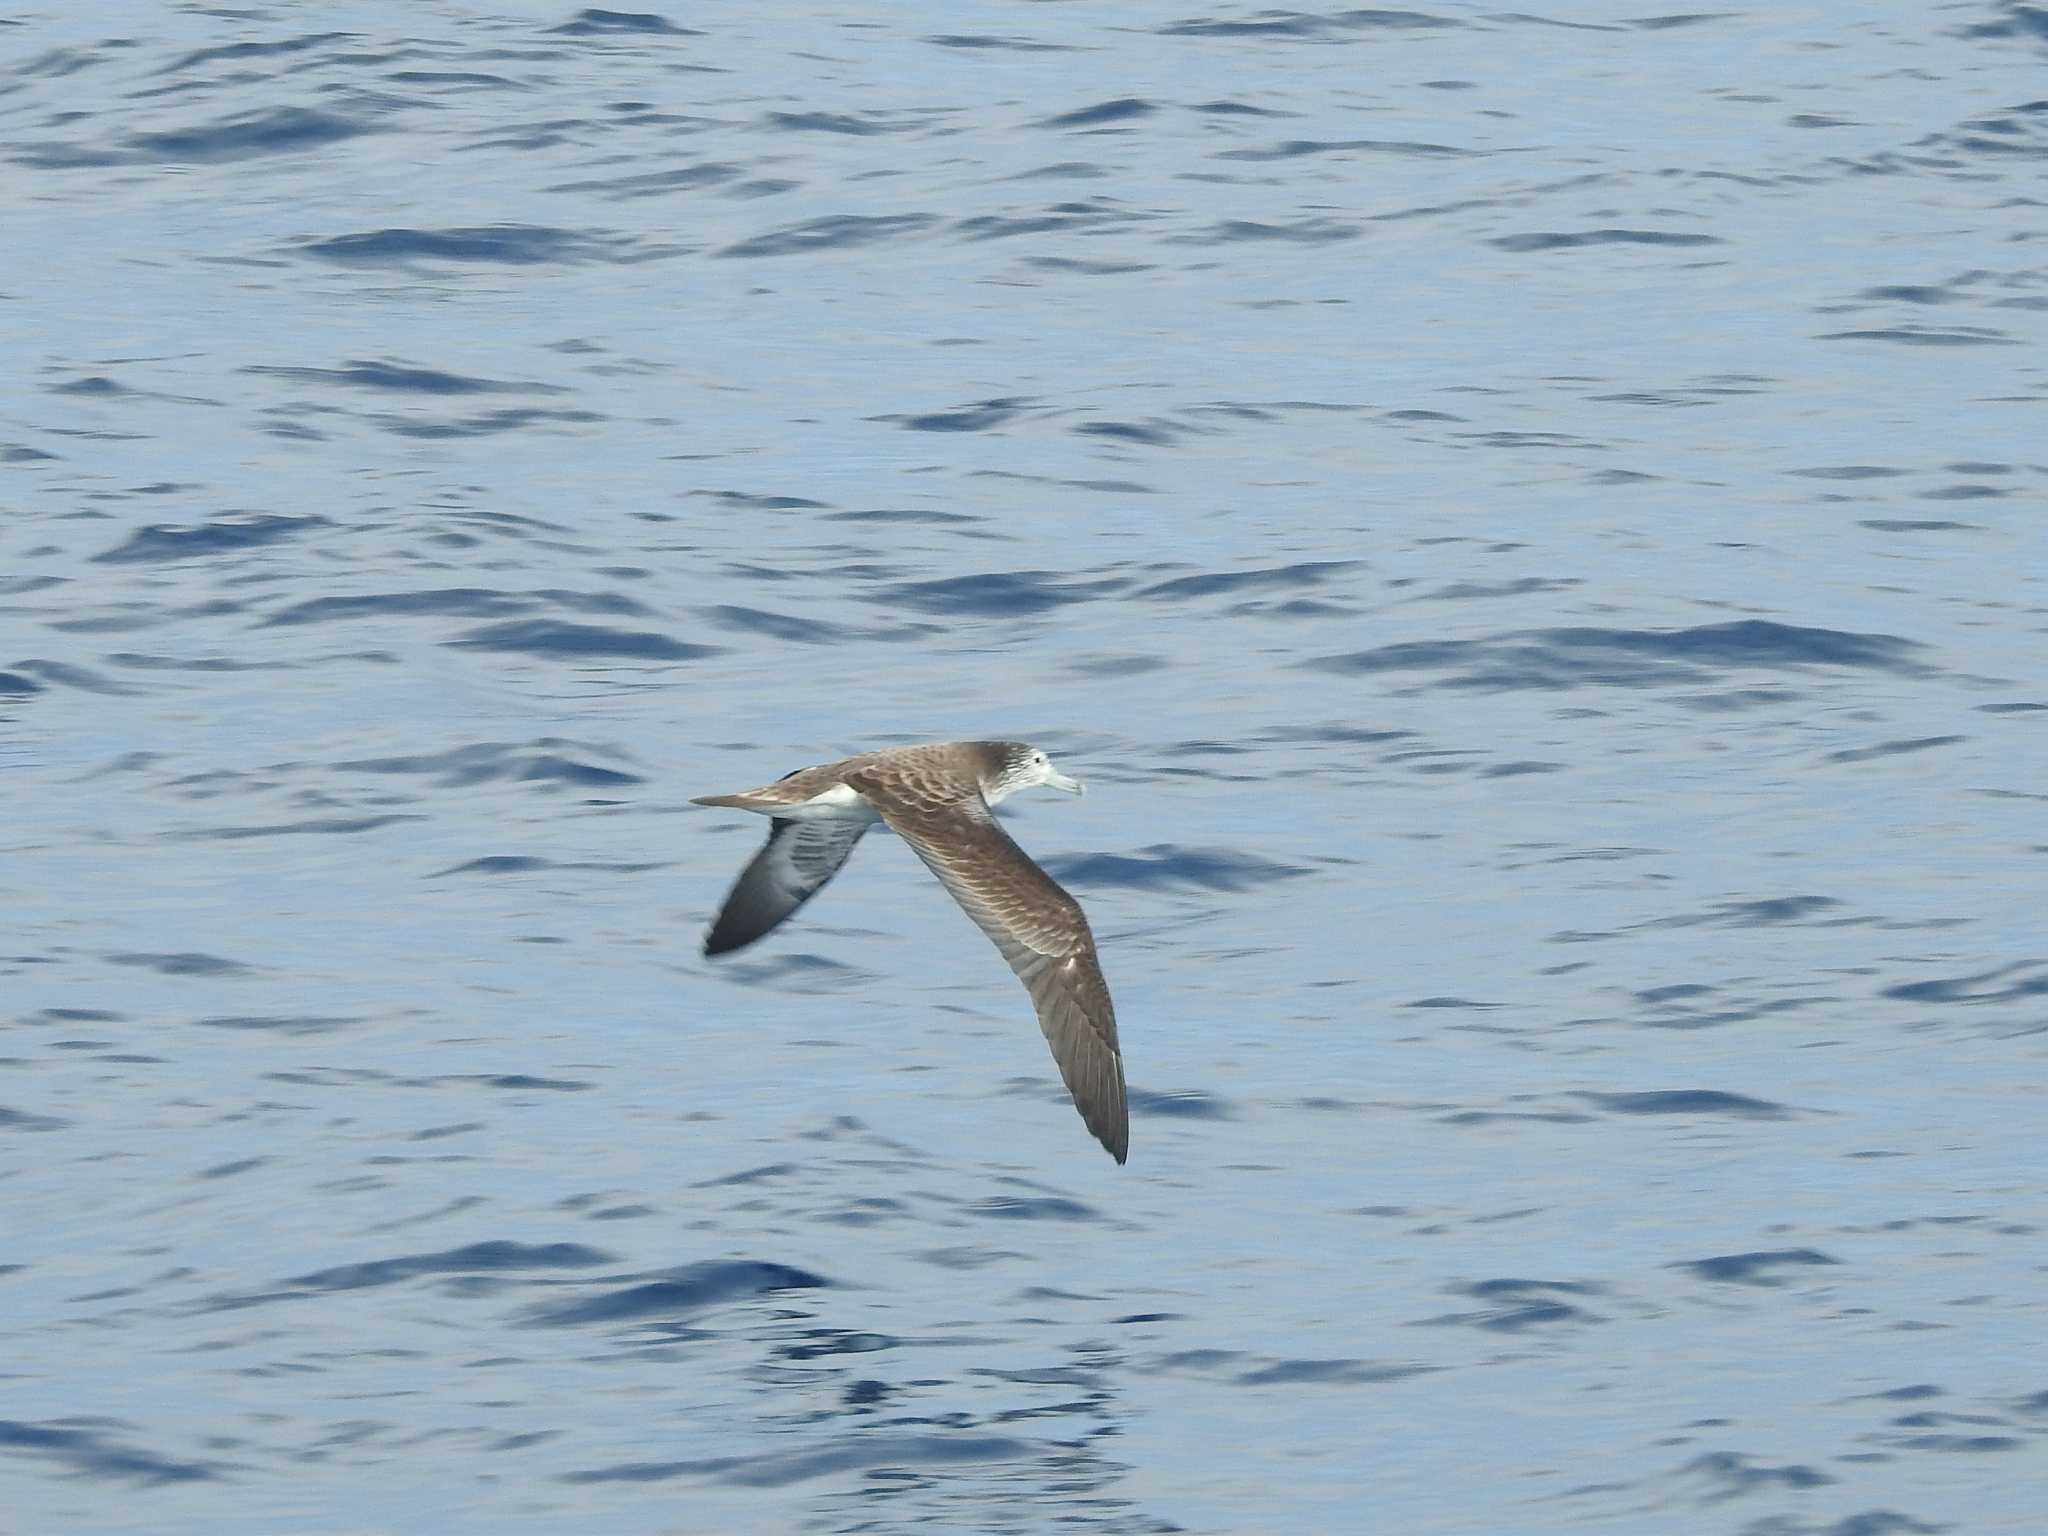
[{"left": 4, "top": 3, "right": 2046, "bottom": 1532}]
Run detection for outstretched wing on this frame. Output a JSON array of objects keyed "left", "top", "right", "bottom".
[
  {"left": 703, "top": 818, "right": 871, "bottom": 955},
  {"left": 846, "top": 767, "right": 1127, "bottom": 1164}
]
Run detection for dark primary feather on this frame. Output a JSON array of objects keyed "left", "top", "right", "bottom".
[
  {"left": 845, "top": 766, "right": 1128, "bottom": 1163},
  {"left": 702, "top": 817, "right": 871, "bottom": 956}
]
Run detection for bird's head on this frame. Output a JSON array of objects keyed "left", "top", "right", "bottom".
[{"left": 985, "top": 741, "right": 1084, "bottom": 803}]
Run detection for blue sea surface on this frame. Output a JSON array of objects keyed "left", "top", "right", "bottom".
[{"left": 4, "top": 3, "right": 2046, "bottom": 1531}]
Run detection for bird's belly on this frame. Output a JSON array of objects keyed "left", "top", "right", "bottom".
[{"left": 776, "top": 783, "right": 881, "bottom": 824}]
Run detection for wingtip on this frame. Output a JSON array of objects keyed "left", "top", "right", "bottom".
[{"left": 1095, "top": 1109, "right": 1130, "bottom": 1165}]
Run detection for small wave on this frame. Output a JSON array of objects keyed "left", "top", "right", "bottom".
[
  {"left": 1671, "top": 1249, "right": 1842, "bottom": 1285},
  {"left": 93, "top": 514, "right": 324, "bottom": 565},
  {"left": 1575, "top": 1090, "right": 1793, "bottom": 1119},
  {"left": 716, "top": 214, "right": 935, "bottom": 259},
  {"left": 525, "top": 1259, "right": 827, "bottom": 1326},
  {"left": 446, "top": 619, "right": 719, "bottom": 660}
]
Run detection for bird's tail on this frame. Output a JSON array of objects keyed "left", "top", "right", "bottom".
[{"left": 690, "top": 792, "right": 783, "bottom": 812}]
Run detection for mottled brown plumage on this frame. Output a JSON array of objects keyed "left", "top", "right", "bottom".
[{"left": 692, "top": 741, "right": 1128, "bottom": 1163}]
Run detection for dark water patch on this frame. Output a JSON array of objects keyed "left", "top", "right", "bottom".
[
  {"left": 1673, "top": 1249, "right": 1842, "bottom": 1285},
  {"left": 777, "top": 1329, "right": 898, "bottom": 1360},
  {"left": 968, "top": 1195, "right": 1101, "bottom": 1222},
  {"left": 1577, "top": 1090, "right": 1792, "bottom": 1119},
  {"left": 1817, "top": 326, "right": 2019, "bottom": 346},
  {"left": 957, "top": 200, "right": 1145, "bottom": 241},
  {"left": 198, "top": 1157, "right": 268, "bottom": 1179},
  {"left": 763, "top": 111, "right": 903, "bottom": 136},
  {"left": 447, "top": 619, "right": 718, "bottom": 660},
  {"left": 1628, "top": 14, "right": 1733, "bottom": 30},
  {"left": 691, "top": 1162, "right": 800, "bottom": 1187},
  {"left": 340, "top": 740, "right": 643, "bottom": 789},
  {"left": 127, "top": 107, "right": 373, "bottom": 163},
  {"left": 433, "top": 855, "right": 659, "bottom": 877},
  {"left": 1140, "top": 559, "right": 1359, "bottom": 600},
  {"left": 300, "top": 225, "right": 636, "bottom": 266},
  {"left": 1892, "top": 1433, "right": 2023, "bottom": 1453},
  {"left": 244, "top": 361, "right": 565, "bottom": 395},
  {"left": 104, "top": 653, "right": 280, "bottom": 673},
  {"left": 1789, "top": 464, "right": 1906, "bottom": 479},
  {"left": 700, "top": 605, "right": 856, "bottom": 643},
  {"left": 177, "top": 815, "right": 424, "bottom": 840},
  {"left": 387, "top": 71, "right": 528, "bottom": 89},
  {"left": 104, "top": 951, "right": 252, "bottom": 977},
  {"left": 717, "top": 214, "right": 935, "bottom": 259},
  {"left": 1882, "top": 960, "right": 2048, "bottom": 1005},
  {"left": 1043, "top": 844, "right": 1307, "bottom": 892},
  {"left": 93, "top": 513, "right": 324, "bottom": 564},
  {"left": 918, "top": 1245, "right": 1029, "bottom": 1270},
  {"left": 372, "top": 406, "right": 606, "bottom": 438},
  {"left": 0, "top": 661, "right": 136, "bottom": 696},
  {"left": 824, "top": 507, "right": 979, "bottom": 526},
  {"left": 1129, "top": 1088, "right": 1234, "bottom": 1119},
  {"left": 1824, "top": 734, "right": 1965, "bottom": 764},
  {"left": 879, "top": 397, "right": 1031, "bottom": 433},
  {"left": 564, "top": 1431, "right": 1035, "bottom": 1486},
  {"left": 1919, "top": 484, "right": 2005, "bottom": 500},
  {"left": 1176, "top": 217, "right": 1360, "bottom": 244},
  {"left": 1636, "top": 895, "right": 1843, "bottom": 933},
  {"left": 191, "top": 1014, "right": 362, "bottom": 1034},
  {"left": 160, "top": 31, "right": 352, "bottom": 72},
  {"left": 0, "top": 1419, "right": 220, "bottom": 1484},
  {"left": 289, "top": 1240, "right": 611, "bottom": 1295},
  {"left": 1483, "top": 760, "right": 1562, "bottom": 776},
  {"left": 1661, "top": 1452, "right": 1836, "bottom": 1505},
  {"left": 1422, "top": 1278, "right": 1601, "bottom": 1331},
  {"left": 926, "top": 34, "right": 1075, "bottom": 52},
  {"left": 0, "top": 672, "right": 44, "bottom": 695},
  {"left": 549, "top": 8, "right": 701, "bottom": 35},
  {"left": 1039, "top": 98, "right": 1155, "bottom": 129},
  {"left": 1217, "top": 137, "right": 1471, "bottom": 161},
  {"left": 1979, "top": 701, "right": 2048, "bottom": 713},
  {"left": 1158, "top": 10, "right": 1463, "bottom": 38},
  {"left": 2, "top": 444, "right": 60, "bottom": 463},
  {"left": 693, "top": 489, "right": 832, "bottom": 510},
  {"left": 526, "top": 1260, "right": 827, "bottom": 1326},
  {"left": 1406, "top": 997, "right": 1505, "bottom": 1009},
  {"left": 969, "top": 468, "right": 1159, "bottom": 496},
  {"left": 721, "top": 953, "right": 873, "bottom": 994},
  {"left": 544, "top": 163, "right": 742, "bottom": 198},
  {"left": 0, "top": 1106, "right": 70, "bottom": 1132},
  {"left": 868, "top": 570, "right": 1124, "bottom": 616},
  {"left": 1490, "top": 229, "right": 1722, "bottom": 252},
  {"left": 1307, "top": 620, "right": 1927, "bottom": 689},
  {"left": 1236, "top": 1358, "right": 1433, "bottom": 1385},
  {"left": 267, "top": 588, "right": 541, "bottom": 625},
  {"left": 1858, "top": 284, "right": 1960, "bottom": 304},
  {"left": 1862, "top": 520, "right": 1981, "bottom": 532},
  {"left": 1007, "top": 162, "right": 1110, "bottom": 182},
  {"left": 50, "top": 375, "right": 135, "bottom": 397},
  {"left": 1075, "top": 419, "right": 1183, "bottom": 446},
  {"left": 1414, "top": 577, "right": 1578, "bottom": 601},
  {"left": 1955, "top": 4, "right": 2048, "bottom": 41},
  {"left": 1065, "top": 653, "right": 1168, "bottom": 677},
  {"left": 464, "top": 1074, "right": 591, "bottom": 1092}
]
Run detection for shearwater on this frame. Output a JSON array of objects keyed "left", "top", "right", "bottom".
[{"left": 693, "top": 740, "right": 1128, "bottom": 1163}]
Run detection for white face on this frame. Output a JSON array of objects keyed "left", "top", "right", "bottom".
[{"left": 1019, "top": 746, "right": 1084, "bottom": 797}]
